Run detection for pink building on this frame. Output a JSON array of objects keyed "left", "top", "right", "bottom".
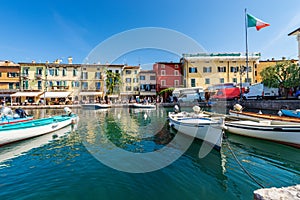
[{"left": 153, "top": 62, "right": 183, "bottom": 94}]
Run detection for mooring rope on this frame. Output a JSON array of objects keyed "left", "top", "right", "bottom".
[{"left": 223, "top": 136, "right": 265, "bottom": 188}]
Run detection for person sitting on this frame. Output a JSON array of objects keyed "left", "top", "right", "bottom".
[{"left": 15, "top": 108, "right": 28, "bottom": 118}]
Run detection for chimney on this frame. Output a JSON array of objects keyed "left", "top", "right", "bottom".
[{"left": 68, "top": 56, "right": 73, "bottom": 64}]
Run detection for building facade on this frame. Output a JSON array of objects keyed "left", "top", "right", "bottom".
[
  {"left": 181, "top": 53, "right": 261, "bottom": 89},
  {"left": 120, "top": 66, "right": 140, "bottom": 102},
  {"left": 0, "top": 60, "right": 20, "bottom": 103},
  {"left": 139, "top": 70, "right": 156, "bottom": 98},
  {"left": 153, "top": 62, "right": 183, "bottom": 92}
]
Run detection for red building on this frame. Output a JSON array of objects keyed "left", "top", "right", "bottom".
[{"left": 153, "top": 62, "right": 183, "bottom": 99}]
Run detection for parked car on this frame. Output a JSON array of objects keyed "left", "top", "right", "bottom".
[
  {"left": 178, "top": 93, "right": 203, "bottom": 103},
  {"left": 211, "top": 87, "right": 244, "bottom": 100},
  {"left": 243, "top": 82, "right": 279, "bottom": 100}
]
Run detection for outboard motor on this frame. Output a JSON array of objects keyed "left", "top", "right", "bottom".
[
  {"left": 64, "top": 107, "right": 72, "bottom": 116},
  {"left": 174, "top": 104, "right": 181, "bottom": 113}
]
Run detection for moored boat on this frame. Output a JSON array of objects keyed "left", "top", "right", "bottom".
[
  {"left": 168, "top": 106, "right": 224, "bottom": 150},
  {"left": 229, "top": 107, "right": 300, "bottom": 125},
  {"left": 131, "top": 103, "right": 156, "bottom": 109},
  {"left": 223, "top": 120, "right": 300, "bottom": 148},
  {"left": 81, "top": 103, "right": 111, "bottom": 109},
  {"left": 0, "top": 107, "right": 33, "bottom": 125},
  {"left": 0, "top": 107, "right": 78, "bottom": 146},
  {"left": 280, "top": 109, "right": 300, "bottom": 118}
]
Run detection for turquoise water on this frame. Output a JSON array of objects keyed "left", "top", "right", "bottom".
[{"left": 0, "top": 107, "right": 299, "bottom": 200}]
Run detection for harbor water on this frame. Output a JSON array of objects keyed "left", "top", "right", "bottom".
[{"left": 0, "top": 107, "right": 299, "bottom": 200}]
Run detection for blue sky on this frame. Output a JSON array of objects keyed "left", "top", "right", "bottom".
[{"left": 1, "top": 0, "right": 300, "bottom": 66}]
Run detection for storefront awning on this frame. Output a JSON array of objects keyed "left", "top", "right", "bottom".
[
  {"left": 139, "top": 92, "right": 156, "bottom": 96},
  {"left": 43, "top": 92, "right": 72, "bottom": 98},
  {"left": 10, "top": 92, "right": 43, "bottom": 97},
  {"left": 0, "top": 94, "right": 12, "bottom": 97},
  {"left": 79, "top": 92, "right": 103, "bottom": 96}
]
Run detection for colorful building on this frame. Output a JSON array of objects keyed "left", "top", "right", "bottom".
[
  {"left": 181, "top": 53, "right": 261, "bottom": 89},
  {"left": 139, "top": 70, "right": 156, "bottom": 99},
  {"left": 120, "top": 65, "right": 140, "bottom": 102},
  {"left": 0, "top": 60, "right": 20, "bottom": 104},
  {"left": 153, "top": 62, "right": 183, "bottom": 92},
  {"left": 288, "top": 27, "right": 300, "bottom": 61}
]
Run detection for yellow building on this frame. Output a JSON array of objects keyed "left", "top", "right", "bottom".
[
  {"left": 78, "top": 64, "right": 105, "bottom": 103},
  {"left": 0, "top": 60, "right": 20, "bottom": 104},
  {"left": 120, "top": 66, "right": 140, "bottom": 102},
  {"left": 44, "top": 58, "right": 81, "bottom": 104},
  {"left": 256, "top": 58, "right": 299, "bottom": 83},
  {"left": 181, "top": 53, "right": 260, "bottom": 88}
]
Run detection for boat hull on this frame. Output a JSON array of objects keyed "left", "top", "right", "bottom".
[
  {"left": 0, "top": 115, "right": 78, "bottom": 146},
  {"left": 281, "top": 109, "right": 300, "bottom": 118},
  {"left": 131, "top": 103, "right": 156, "bottom": 109},
  {"left": 0, "top": 116, "right": 33, "bottom": 125},
  {"left": 168, "top": 113, "right": 223, "bottom": 150},
  {"left": 81, "top": 104, "right": 111, "bottom": 109},
  {"left": 225, "top": 121, "right": 300, "bottom": 148}
]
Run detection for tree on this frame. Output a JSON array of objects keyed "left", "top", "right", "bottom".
[
  {"left": 260, "top": 61, "right": 300, "bottom": 98},
  {"left": 105, "top": 70, "right": 122, "bottom": 95}
]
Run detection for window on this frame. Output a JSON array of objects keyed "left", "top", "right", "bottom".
[
  {"left": 81, "top": 72, "right": 88, "bottom": 80},
  {"left": 73, "top": 68, "right": 78, "bottom": 76},
  {"left": 161, "top": 64, "right": 165, "bottom": 68},
  {"left": 126, "top": 86, "right": 131, "bottom": 91},
  {"left": 150, "top": 76, "right": 156, "bottom": 80},
  {"left": 161, "top": 80, "right": 166, "bottom": 86},
  {"left": 232, "top": 78, "right": 237, "bottom": 83},
  {"left": 23, "top": 80, "right": 29, "bottom": 89},
  {"left": 175, "top": 64, "right": 179, "bottom": 68},
  {"left": 55, "top": 68, "right": 59, "bottom": 76},
  {"left": 140, "top": 75, "right": 145, "bottom": 80},
  {"left": 0, "top": 72, "right": 1, "bottom": 77},
  {"left": 133, "top": 86, "right": 139, "bottom": 91},
  {"left": 248, "top": 66, "right": 252, "bottom": 72},
  {"left": 9, "top": 83, "right": 13, "bottom": 89},
  {"left": 126, "top": 78, "right": 131, "bottom": 83},
  {"left": 95, "top": 72, "right": 101, "bottom": 79},
  {"left": 220, "top": 78, "right": 224, "bottom": 83},
  {"left": 82, "top": 82, "right": 88, "bottom": 89},
  {"left": 49, "top": 81, "right": 53, "bottom": 87},
  {"left": 174, "top": 80, "right": 179, "bottom": 86},
  {"left": 174, "top": 70, "right": 179, "bottom": 76},
  {"left": 245, "top": 78, "right": 252, "bottom": 83},
  {"left": 48, "top": 68, "right": 54, "bottom": 76},
  {"left": 95, "top": 82, "right": 101, "bottom": 90},
  {"left": 7, "top": 72, "right": 19, "bottom": 77},
  {"left": 191, "top": 79, "right": 196, "bottom": 87},
  {"left": 38, "top": 81, "right": 42, "bottom": 90},
  {"left": 134, "top": 70, "right": 138, "bottom": 74},
  {"left": 230, "top": 66, "right": 239, "bottom": 73},
  {"left": 189, "top": 67, "right": 197, "bottom": 73},
  {"left": 115, "top": 70, "right": 119, "bottom": 74},
  {"left": 62, "top": 68, "right": 67, "bottom": 76},
  {"left": 37, "top": 68, "right": 43, "bottom": 75},
  {"left": 161, "top": 70, "right": 166, "bottom": 76},
  {"left": 133, "top": 78, "right": 138, "bottom": 83},
  {"left": 23, "top": 68, "right": 29, "bottom": 75},
  {"left": 15, "top": 82, "right": 20, "bottom": 89},
  {"left": 217, "top": 66, "right": 226, "bottom": 72},
  {"left": 72, "top": 81, "right": 80, "bottom": 88},
  {"left": 125, "top": 70, "right": 131, "bottom": 74},
  {"left": 203, "top": 67, "right": 212, "bottom": 73},
  {"left": 205, "top": 78, "right": 210, "bottom": 84}
]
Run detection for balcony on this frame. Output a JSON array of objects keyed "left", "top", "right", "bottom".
[
  {"left": 35, "top": 73, "right": 43, "bottom": 79},
  {"left": 21, "top": 73, "right": 29, "bottom": 79},
  {"left": 51, "top": 85, "right": 70, "bottom": 91}
]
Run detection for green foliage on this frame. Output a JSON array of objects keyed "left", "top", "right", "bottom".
[
  {"left": 105, "top": 69, "right": 122, "bottom": 95},
  {"left": 158, "top": 87, "right": 174, "bottom": 95},
  {"left": 260, "top": 61, "right": 300, "bottom": 89}
]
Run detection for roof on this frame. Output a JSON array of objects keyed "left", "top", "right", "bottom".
[
  {"left": 0, "top": 60, "right": 20, "bottom": 67},
  {"left": 288, "top": 28, "right": 300, "bottom": 36}
]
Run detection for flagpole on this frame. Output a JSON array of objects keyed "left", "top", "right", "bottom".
[{"left": 245, "top": 8, "right": 249, "bottom": 85}]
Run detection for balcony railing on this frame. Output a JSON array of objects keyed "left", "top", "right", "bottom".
[{"left": 35, "top": 73, "right": 43, "bottom": 79}]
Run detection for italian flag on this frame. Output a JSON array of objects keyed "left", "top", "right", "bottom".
[{"left": 247, "top": 13, "right": 270, "bottom": 31}]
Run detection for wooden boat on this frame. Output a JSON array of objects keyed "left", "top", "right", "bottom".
[
  {"left": 0, "top": 108, "right": 78, "bottom": 146},
  {"left": 81, "top": 103, "right": 111, "bottom": 109},
  {"left": 224, "top": 120, "right": 300, "bottom": 148},
  {"left": 131, "top": 103, "right": 156, "bottom": 109},
  {"left": 228, "top": 109, "right": 300, "bottom": 125},
  {"left": 168, "top": 107, "right": 224, "bottom": 150},
  {"left": 0, "top": 107, "right": 33, "bottom": 125},
  {"left": 280, "top": 109, "right": 300, "bottom": 118}
]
